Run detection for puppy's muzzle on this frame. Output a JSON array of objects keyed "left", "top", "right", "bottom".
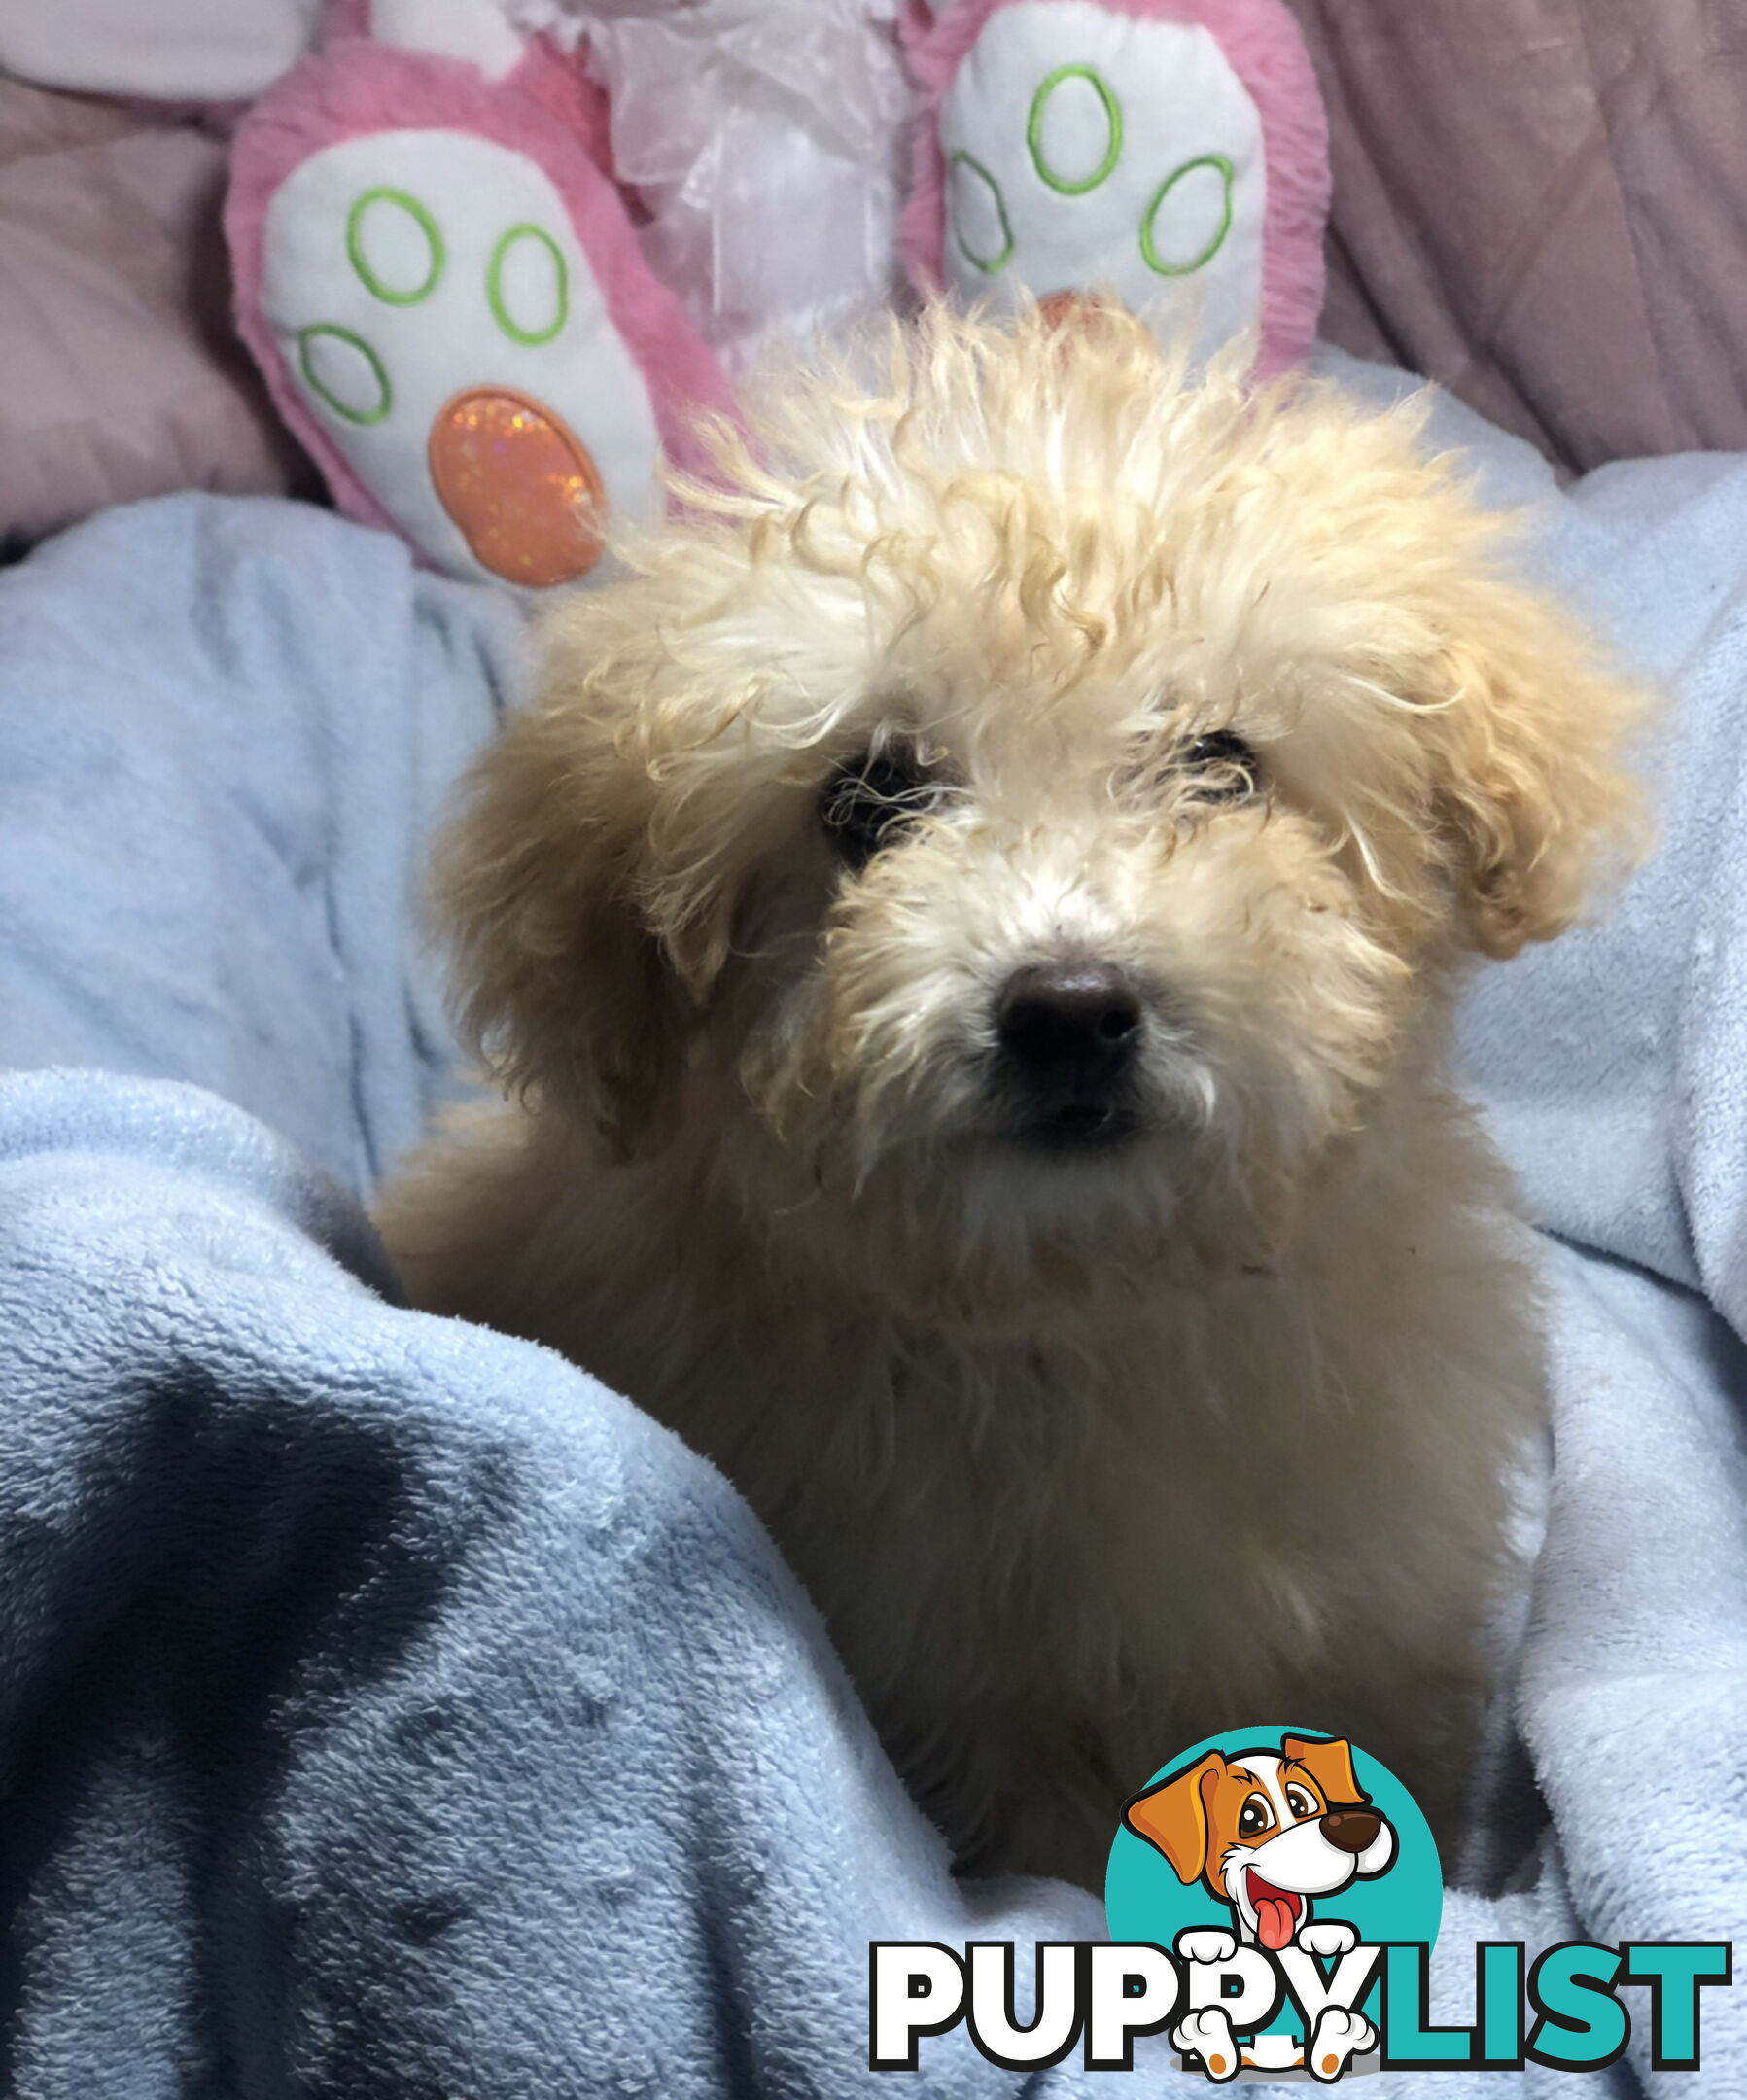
[{"left": 996, "top": 962, "right": 1142, "bottom": 1149}]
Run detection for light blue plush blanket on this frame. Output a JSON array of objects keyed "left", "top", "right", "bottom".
[
  {"left": 1, "top": 372, "right": 1744, "bottom": 2096},
  {"left": 0, "top": 495, "right": 521, "bottom": 1195}
]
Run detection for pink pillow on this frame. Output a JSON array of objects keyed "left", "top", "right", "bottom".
[
  {"left": 1286, "top": 0, "right": 1747, "bottom": 471},
  {"left": 0, "top": 79, "right": 310, "bottom": 550}
]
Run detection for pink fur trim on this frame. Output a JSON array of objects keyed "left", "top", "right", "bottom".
[
  {"left": 226, "top": 35, "right": 730, "bottom": 550},
  {"left": 898, "top": 0, "right": 1330, "bottom": 377},
  {"left": 503, "top": 31, "right": 614, "bottom": 173}
]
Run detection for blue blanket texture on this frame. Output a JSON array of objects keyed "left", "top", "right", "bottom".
[{"left": 0, "top": 373, "right": 1744, "bottom": 2095}]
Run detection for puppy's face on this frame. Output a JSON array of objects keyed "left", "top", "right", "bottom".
[
  {"left": 1125, "top": 1737, "right": 1395, "bottom": 1949},
  {"left": 440, "top": 309, "right": 1644, "bottom": 1308}
]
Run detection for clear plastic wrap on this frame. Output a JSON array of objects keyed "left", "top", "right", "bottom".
[{"left": 505, "top": 0, "right": 910, "bottom": 368}]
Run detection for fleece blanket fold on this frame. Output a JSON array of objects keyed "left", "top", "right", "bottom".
[
  {"left": 0, "top": 491, "right": 521, "bottom": 1198},
  {"left": 0, "top": 375, "right": 1745, "bottom": 2094}
]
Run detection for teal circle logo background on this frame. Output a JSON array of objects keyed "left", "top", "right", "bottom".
[{"left": 1105, "top": 1727, "right": 1443, "bottom": 2039}]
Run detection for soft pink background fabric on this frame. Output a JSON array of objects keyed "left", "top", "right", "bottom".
[
  {"left": 1283, "top": 0, "right": 1747, "bottom": 472},
  {"left": 0, "top": 78, "right": 312, "bottom": 548}
]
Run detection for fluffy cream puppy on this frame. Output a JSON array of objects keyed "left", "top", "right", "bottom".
[{"left": 377, "top": 306, "right": 1644, "bottom": 1890}]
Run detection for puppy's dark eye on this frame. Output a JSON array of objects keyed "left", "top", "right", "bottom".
[
  {"left": 821, "top": 746, "right": 941, "bottom": 872},
  {"left": 1238, "top": 1793, "right": 1274, "bottom": 1838},
  {"left": 1284, "top": 1786, "right": 1317, "bottom": 1822},
  {"left": 1182, "top": 728, "right": 1260, "bottom": 803}
]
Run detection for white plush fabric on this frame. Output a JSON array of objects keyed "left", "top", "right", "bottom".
[
  {"left": 937, "top": 1, "right": 1266, "bottom": 365},
  {"left": 0, "top": 0, "right": 319, "bottom": 100},
  {"left": 259, "top": 128, "right": 662, "bottom": 588},
  {"left": 369, "top": 0, "right": 527, "bottom": 76},
  {"left": 528, "top": 0, "right": 910, "bottom": 368}
]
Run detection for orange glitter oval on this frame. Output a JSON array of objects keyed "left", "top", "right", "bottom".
[{"left": 428, "top": 385, "right": 606, "bottom": 587}]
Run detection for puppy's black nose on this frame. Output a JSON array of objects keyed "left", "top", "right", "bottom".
[
  {"left": 996, "top": 962, "right": 1142, "bottom": 1101},
  {"left": 1319, "top": 1809, "right": 1383, "bottom": 1854}
]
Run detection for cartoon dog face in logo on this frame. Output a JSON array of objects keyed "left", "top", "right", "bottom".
[{"left": 1123, "top": 1735, "right": 1396, "bottom": 1952}]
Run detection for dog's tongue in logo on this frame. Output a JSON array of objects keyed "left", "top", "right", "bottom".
[{"left": 1247, "top": 1870, "right": 1300, "bottom": 1951}]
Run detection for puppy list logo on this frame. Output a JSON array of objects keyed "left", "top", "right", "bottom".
[
  {"left": 1109, "top": 1729, "right": 1436, "bottom": 2081},
  {"left": 870, "top": 1727, "right": 1731, "bottom": 2081}
]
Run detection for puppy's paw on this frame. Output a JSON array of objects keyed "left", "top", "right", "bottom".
[
  {"left": 1296, "top": 1920, "right": 1358, "bottom": 1958},
  {"left": 1308, "top": 2005, "right": 1378, "bottom": 2082},
  {"left": 1175, "top": 1928, "right": 1238, "bottom": 1967},
  {"left": 1172, "top": 2007, "right": 1240, "bottom": 2082}
]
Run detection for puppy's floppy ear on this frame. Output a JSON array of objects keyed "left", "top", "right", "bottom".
[
  {"left": 1280, "top": 1734, "right": 1366, "bottom": 1808},
  {"left": 1422, "top": 582, "right": 1649, "bottom": 959},
  {"left": 1123, "top": 1752, "right": 1224, "bottom": 1884},
  {"left": 433, "top": 627, "right": 701, "bottom": 1159}
]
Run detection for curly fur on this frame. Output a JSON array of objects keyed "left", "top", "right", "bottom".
[{"left": 377, "top": 305, "right": 1647, "bottom": 1888}]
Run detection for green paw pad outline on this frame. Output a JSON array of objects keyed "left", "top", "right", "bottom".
[
  {"left": 949, "top": 62, "right": 1236, "bottom": 281},
  {"left": 297, "top": 187, "right": 572, "bottom": 427}
]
